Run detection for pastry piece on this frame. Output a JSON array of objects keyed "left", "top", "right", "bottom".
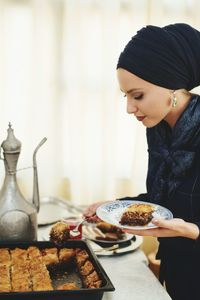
[
  {"left": 10, "top": 252, "right": 32, "bottom": 292},
  {"left": 28, "top": 247, "right": 53, "bottom": 291},
  {"left": 83, "top": 270, "right": 102, "bottom": 289},
  {"left": 120, "top": 203, "right": 155, "bottom": 226},
  {"left": 10, "top": 248, "right": 28, "bottom": 264},
  {"left": 11, "top": 277, "right": 32, "bottom": 292},
  {"left": 96, "top": 232, "right": 122, "bottom": 241},
  {"left": 50, "top": 222, "right": 70, "bottom": 245},
  {"left": 80, "top": 260, "right": 94, "bottom": 276},
  {"left": 0, "top": 265, "right": 11, "bottom": 292},
  {"left": 29, "top": 259, "right": 47, "bottom": 274},
  {"left": 95, "top": 222, "right": 124, "bottom": 241},
  {"left": 0, "top": 248, "right": 11, "bottom": 267},
  {"left": 96, "top": 222, "right": 123, "bottom": 234},
  {"left": 57, "top": 282, "right": 78, "bottom": 290},
  {"left": 59, "top": 248, "right": 75, "bottom": 263},
  {"left": 75, "top": 250, "right": 89, "bottom": 268},
  {"left": 11, "top": 262, "right": 30, "bottom": 278},
  {"left": 27, "top": 246, "right": 41, "bottom": 259},
  {"left": 30, "top": 263, "right": 53, "bottom": 291},
  {"left": 41, "top": 248, "right": 59, "bottom": 266},
  {"left": 87, "top": 280, "right": 102, "bottom": 289},
  {"left": 32, "top": 279, "right": 53, "bottom": 291},
  {"left": 75, "top": 250, "right": 102, "bottom": 289},
  {"left": 0, "top": 282, "right": 11, "bottom": 293}
]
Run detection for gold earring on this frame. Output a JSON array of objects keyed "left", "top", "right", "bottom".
[{"left": 172, "top": 91, "right": 177, "bottom": 108}]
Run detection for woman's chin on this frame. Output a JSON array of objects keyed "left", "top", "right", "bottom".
[{"left": 142, "top": 118, "right": 161, "bottom": 128}]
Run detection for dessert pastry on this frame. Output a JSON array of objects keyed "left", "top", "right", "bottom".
[
  {"left": 0, "top": 248, "right": 11, "bottom": 267},
  {"left": 96, "top": 222, "right": 122, "bottom": 233},
  {"left": 59, "top": 248, "right": 75, "bottom": 263},
  {"left": 96, "top": 232, "right": 122, "bottom": 241},
  {"left": 80, "top": 260, "right": 94, "bottom": 276},
  {"left": 120, "top": 203, "right": 155, "bottom": 226},
  {"left": 50, "top": 222, "right": 70, "bottom": 245},
  {"left": 27, "top": 246, "right": 41, "bottom": 259},
  {"left": 0, "top": 265, "right": 11, "bottom": 292},
  {"left": 75, "top": 250, "right": 102, "bottom": 289},
  {"left": 83, "top": 270, "right": 102, "bottom": 289},
  {"left": 28, "top": 249, "right": 53, "bottom": 291},
  {"left": 95, "top": 221, "right": 124, "bottom": 241},
  {"left": 0, "top": 246, "right": 102, "bottom": 292},
  {"left": 75, "top": 249, "right": 89, "bottom": 268},
  {"left": 41, "top": 248, "right": 59, "bottom": 266},
  {"left": 10, "top": 248, "right": 28, "bottom": 264}
]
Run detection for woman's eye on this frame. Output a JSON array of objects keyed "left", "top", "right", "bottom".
[
  {"left": 122, "top": 93, "right": 143, "bottom": 100},
  {"left": 134, "top": 94, "right": 143, "bottom": 100}
]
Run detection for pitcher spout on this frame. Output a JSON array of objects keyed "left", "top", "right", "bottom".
[{"left": 32, "top": 137, "right": 47, "bottom": 212}]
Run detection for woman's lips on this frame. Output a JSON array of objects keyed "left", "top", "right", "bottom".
[{"left": 136, "top": 116, "right": 146, "bottom": 121}]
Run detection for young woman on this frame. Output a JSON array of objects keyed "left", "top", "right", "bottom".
[{"left": 83, "top": 23, "right": 200, "bottom": 300}]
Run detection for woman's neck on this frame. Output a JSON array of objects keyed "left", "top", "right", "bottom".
[{"left": 164, "top": 91, "right": 192, "bottom": 128}]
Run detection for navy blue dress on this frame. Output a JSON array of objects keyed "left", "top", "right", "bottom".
[{"left": 120, "top": 94, "right": 200, "bottom": 300}]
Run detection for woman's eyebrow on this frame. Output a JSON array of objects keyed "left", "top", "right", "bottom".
[{"left": 120, "top": 88, "right": 141, "bottom": 94}]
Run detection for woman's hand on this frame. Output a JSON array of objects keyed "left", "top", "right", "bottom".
[
  {"left": 123, "top": 218, "right": 200, "bottom": 240},
  {"left": 83, "top": 201, "right": 109, "bottom": 218}
]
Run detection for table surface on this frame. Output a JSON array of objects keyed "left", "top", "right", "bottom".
[{"left": 100, "top": 249, "right": 172, "bottom": 300}]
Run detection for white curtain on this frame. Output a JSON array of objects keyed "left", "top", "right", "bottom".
[{"left": 0, "top": 0, "right": 199, "bottom": 205}]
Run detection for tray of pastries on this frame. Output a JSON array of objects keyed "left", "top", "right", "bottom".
[{"left": 0, "top": 240, "right": 114, "bottom": 300}]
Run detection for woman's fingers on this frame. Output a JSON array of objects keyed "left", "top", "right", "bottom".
[
  {"left": 151, "top": 218, "right": 173, "bottom": 228},
  {"left": 152, "top": 218, "right": 185, "bottom": 230},
  {"left": 122, "top": 218, "right": 187, "bottom": 237},
  {"left": 83, "top": 207, "right": 95, "bottom": 217},
  {"left": 83, "top": 201, "right": 106, "bottom": 217}
]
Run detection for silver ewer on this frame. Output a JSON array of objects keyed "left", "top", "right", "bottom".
[{"left": 0, "top": 123, "right": 47, "bottom": 241}]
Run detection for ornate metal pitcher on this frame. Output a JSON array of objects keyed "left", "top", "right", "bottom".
[{"left": 0, "top": 123, "right": 47, "bottom": 241}]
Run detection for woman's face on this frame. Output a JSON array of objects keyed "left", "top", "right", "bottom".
[{"left": 117, "top": 68, "right": 172, "bottom": 128}]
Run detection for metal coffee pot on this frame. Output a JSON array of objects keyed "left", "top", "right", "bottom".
[{"left": 0, "top": 123, "right": 47, "bottom": 241}]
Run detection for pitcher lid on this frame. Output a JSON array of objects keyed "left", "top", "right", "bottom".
[{"left": 1, "top": 123, "right": 21, "bottom": 153}]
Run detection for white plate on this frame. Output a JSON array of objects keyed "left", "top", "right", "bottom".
[
  {"left": 96, "top": 200, "right": 173, "bottom": 230},
  {"left": 88, "top": 236, "right": 143, "bottom": 256},
  {"left": 82, "top": 224, "right": 134, "bottom": 244}
]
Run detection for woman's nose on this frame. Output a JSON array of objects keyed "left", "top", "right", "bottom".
[{"left": 127, "top": 99, "right": 138, "bottom": 114}]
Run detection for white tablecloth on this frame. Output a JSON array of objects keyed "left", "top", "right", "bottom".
[{"left": 100, "top": 249, "right": 172, "bottom": 300}]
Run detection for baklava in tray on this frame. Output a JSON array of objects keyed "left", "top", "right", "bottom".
[{"left": 0, "top": 240, "right": 114, "bottom": 300}]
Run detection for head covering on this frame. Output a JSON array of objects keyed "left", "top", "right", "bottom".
[{"left": 117, "top": 23, "right": 200, "bottom": 90}]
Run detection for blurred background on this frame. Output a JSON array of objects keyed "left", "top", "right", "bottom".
[{"left": 0, "top": 0, "right": 200, "bottom": 210}]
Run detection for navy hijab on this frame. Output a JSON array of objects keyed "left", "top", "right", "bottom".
[
  {"left": 117, "top": 24, "right": 200, "bottom": 202},
  {"left": 117, "top": 23, "right": 200, "bottom": 90}
]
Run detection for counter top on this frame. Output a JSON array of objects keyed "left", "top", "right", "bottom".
[{"left": 100, "top": 249, "right": 171, "bottom": 300}]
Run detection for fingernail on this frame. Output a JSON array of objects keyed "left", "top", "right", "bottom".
[{"left": 152, "top": 219, "right": 158, "bottom": 224}]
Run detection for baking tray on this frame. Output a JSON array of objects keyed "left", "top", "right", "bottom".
[{"left": 0, "top": 240, "right": 115, "bottom": 300}]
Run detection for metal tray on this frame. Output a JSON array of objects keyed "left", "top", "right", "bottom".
[{"left": 0, "top": 240, "right": 115, "bottom": 300}]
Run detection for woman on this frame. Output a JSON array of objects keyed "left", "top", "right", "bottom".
[{"left": 84, "top": 23, "right": 200, "bottom": 300}]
